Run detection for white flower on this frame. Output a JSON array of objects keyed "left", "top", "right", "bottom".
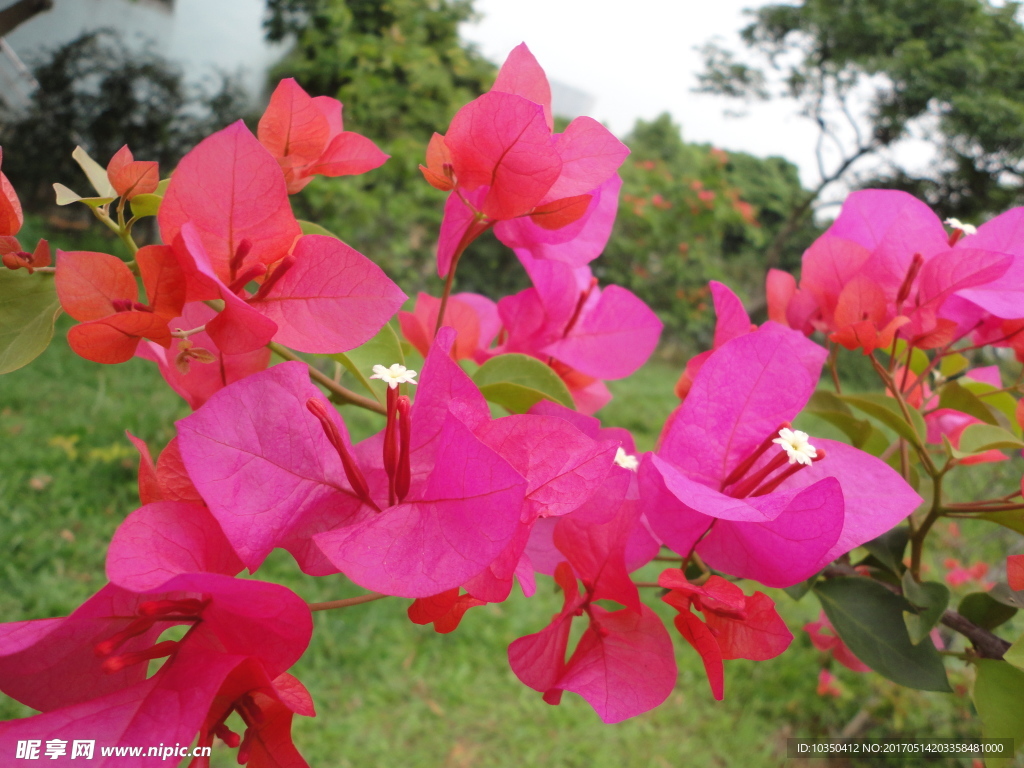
[
  {"left": 772, "top": 427, "right": 817, "bottom": 466},
  {"left": 614, "top": 446, "right": 639, "bottom": 471},
  {"left": 369, "top": 363, "right": 418, "bottom": 389},
  {"left": 944, "top": 217, "right": 977, "bottom": 236}
]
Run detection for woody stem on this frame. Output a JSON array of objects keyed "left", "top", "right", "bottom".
[
  {"left": 308, "top": 593, "right": 389, "bottom": 611},
  {"left": 268, "top": 342, "right": 386, "bottom": 415}
]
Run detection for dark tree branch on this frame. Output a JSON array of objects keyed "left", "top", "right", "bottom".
[{"left": 0, "top": 0, "right": 52, "bottom": 37}]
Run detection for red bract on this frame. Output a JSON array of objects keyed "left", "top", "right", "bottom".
[
  {"left": 508, "top": 562, "right": 676, "bottom": 723},
  {"left": 0, "top": 501, "right": 314, "bottom": 766},
  {"left": 55, "top": 246, "right": 185, "bottom": 364},
  {"left": 258, "top": 78, "right": 389, "bottom": 194},
  {"left": 641, "top": 324, "right": 921, "bottom": 587},
  {"left": 105, "top": 145, "right": 158, "bottom": 200},
  {"left": 136, "top": 302, "right": 271, "bottom": 410},
  {"left": 804, "top": 612, "right": 871, "bottom": 673},
  {"left": 1009, "top": 555, "right": 1024, "bottom": 591},
  {"left": 159, "top": 121, "right": 301, "bottom": 286},
  {"left": 768, "top": 190, "right": 1019, "bottom": 353},
  {"left": 399, "top": 291, "right": 500, "bottom": 361},
  {"left": 426, "top": 44, "right": 628, "bottom": 276},
  {"left": 659, "top": 570, "right": 792, "bottom": 701},
  {"left": 0, "top": 147, "right": 23, "bottom": 237}
]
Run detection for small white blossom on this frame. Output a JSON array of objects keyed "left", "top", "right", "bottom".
[
  {"left": 614, "top": 446, "right": 639, "bottom": 471},
  {"left": 944, "top": 217, "right": 977, "bottom": 236},
  {"left": 369, "top": 363, "right": 418, "bottom": 389},
  {"left": 772, "top": 427, "right": 818, "bottom": 466}
]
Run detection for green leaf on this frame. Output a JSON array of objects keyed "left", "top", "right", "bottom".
[
  {"left": 900, "top": 571, "right": 950, "bottom": 644},
  {"left": 958, "top": 424, "right": 1024, "bottom": 454},
  {"left": 472, "top": 354, "right": 574, "bottom": 414},
  {"left": 814, "top": 578, "right": 950, "bottom": 691},
  {"left": 0, "top": 270, "right": 61, "bottom": 374},
  {"left": 298, "top": 220, "right": 341, "bottom": 239},
  {"left": 806, "top": 390, "right": 852, "bottom": 416},
  {"left": 937, "top": 380, "right": 999, "bottom": 426},
  {"left": 939, "top": 353, "right": 969, "bottom": 378},
  {"left": 976, "top": 510, "right": 1024, "bottom": 536},
  {"left": 1004, "top": 635, "right": 1024, "bottom": 673},
  {"left": 52, "top": 183, "right": 114, "bottom": 209},
  {"left": 130, "top": 193, "right": 162, "bottom": 219},
  {"left": 841, "top": 393, "right": 926, "bottom": 449},
  {"left": 972, "top": 660, "right": 1024, "bottom": 766},
  {"left": 783, "top": 574, "right": 819, "bottom": 601},
  {"left": 962, "top": 379, "right": 1021, "bottom": 437},
  {"left": 327, "top": 323, "right": 404, "bottom": 406},
  {"left": 155, "top": 178, "right": 170, "bottom": 196},
  {"left": 987, "top": 583, "right": 1024, "bottom": 611},
  {"left": 862, "top": 526, "right": 910, "bottom": 575},
  {"left": 72, "top": 145, "right": 116, "bottom": 198},
  {"left": 958, "top": 592, "right": 1017, "bottom": 630}
]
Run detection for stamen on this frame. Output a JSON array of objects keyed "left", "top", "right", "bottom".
[
  {"left": 306, "top": 399, "right": 379, "bottom": 511},
  {"left": 93, "top": 616, "right": 156, "bottom": 657},
  {"left": 110, "top": 299, "right": 154, "bottom": 313},
  {"left": 750, "top": 449, "right": 827, "bottom": 496},
  {"left": 563, "top": 277, "right": 599, "bottom": 338},
  {"left": 721, "top": 422, "right": 791, "bottom": 488},
  {"left": 229, "top": 238, "right": 253, "bottom": 279},
  {"left": 383, "top": 385, "right": 400, "bottom": 506},
  {"left": 137, "top": 598, "right": 207, "bottom": 618},
  {"left": 227, "top": 263, "right": 267, "bottom": 295},
  {"left": 101, "top": 640, "right": 179, "bottom": 673},
  {"left": 727, "top": 452, "right": 788, "bottom": 499},
  {"left": 896, "top": 253, "right": 924, "bottom": 309},
  {"left": 396, "top": 396, "right": 412, "bottom": 501},
  {"left": 213, "top": 724, "right": 240, "bottom": 749},
  {"left": 252, "top": 255, "right": 296, "bottom": 301}
]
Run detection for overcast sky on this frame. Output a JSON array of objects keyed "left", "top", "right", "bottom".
[{"left": 461, "top": 0, "right": 921, "bottom": 196}]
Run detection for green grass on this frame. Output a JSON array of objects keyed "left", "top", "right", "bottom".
[{"left": 0, "top": 328, "right": 1017, "bottom": 767}]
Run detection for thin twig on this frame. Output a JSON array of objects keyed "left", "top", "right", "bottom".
[
  {"left": 309, "top": 592, "right": 389, "bottom": 612},
  {"left": 268, "top": 342, "right": 386, "bottom": 415}
]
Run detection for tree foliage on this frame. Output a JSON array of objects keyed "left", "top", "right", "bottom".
[
  {"left": 0, "top": 30, "right": 248, "bottom": 208},
  {"left": 699, "top": 0, "right": 1024, "bottom": 220}
]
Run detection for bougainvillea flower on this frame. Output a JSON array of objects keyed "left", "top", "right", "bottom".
[
  {"left": 159, "top": 121, "right": 302, "bottom": 287},
  {"left": 816, "top": 668, "right": 843, "bottom": 697},
  {"left": 640, "top": 324, "right": 922, "bottom": 587},
  {"left": 55, "top": 245, "right": 185, "bottom": 364},
  {"left": 177, "top": 332, "right": 532, "bottom": 597},
  {"left": 427, "top": 44, "right": 628, "bottom": 276},
  {"left": 485, "top": 253, "right": 662, "bottom": 413},
  {"left": 0, "top": 498, "right": 314, "bottom": 766},
  {"left": 1008, "top": 555, "right": 1024, "bottom": 591},
  {"left": 105, "top": 145, "right": 158, "bottom": 200},
  {"left": 125, "top": 433, "right": 203, "bottom": 507},
  {"left": 674, "top": 281, "right": 756, "bottom": 399},
  {"left": 398, "top": 291, "right": 500, "bottom": 361},
  {"left": 768, "top": 190, "right": 1019, "bottom": 351},
  {"left": 136, "top": 302, "right": 271, "bottom": 410},
  {"left": 2, "top": 237, "right": 50, "bottom": 274},
  {"left": 804, "top": 612, "right": 870, "bottom": 672},
  {"left": 659, "top": 569, "right": 792, "bottom": 700},
  {"left": 172, "top": 219, "right": 405, "bottom": 355},
  {"left": 0, "top": 147, "right": 23, "bottom": 237},
  {"left": 507, "top": 562, "right": 676, "bottom": 723},
  {"left": 258, "top": 78, "right": 389, "bottom": 194}
]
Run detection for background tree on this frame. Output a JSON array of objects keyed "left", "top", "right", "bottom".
[{"left": 698, "top": 0, "right": 1024, "bottom": 263}]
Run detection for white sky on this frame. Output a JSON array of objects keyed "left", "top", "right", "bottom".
[{"left": 461, "top": 0, "right": 933, "bottom": 196}]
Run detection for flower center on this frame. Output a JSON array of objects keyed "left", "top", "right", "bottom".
[
  {"left": 614, "top": 447, "right": 639, "bottom": 471},
  {"left": 93, "top": 598, "right": 208, "bottom": 673},
  {"left": 720, "top": 423, "right": 825, "bottom": 498}
]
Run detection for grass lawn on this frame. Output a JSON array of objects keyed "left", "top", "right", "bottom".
[{"left": 0, "top": 321, "right": 1017, "bottom": 767}]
